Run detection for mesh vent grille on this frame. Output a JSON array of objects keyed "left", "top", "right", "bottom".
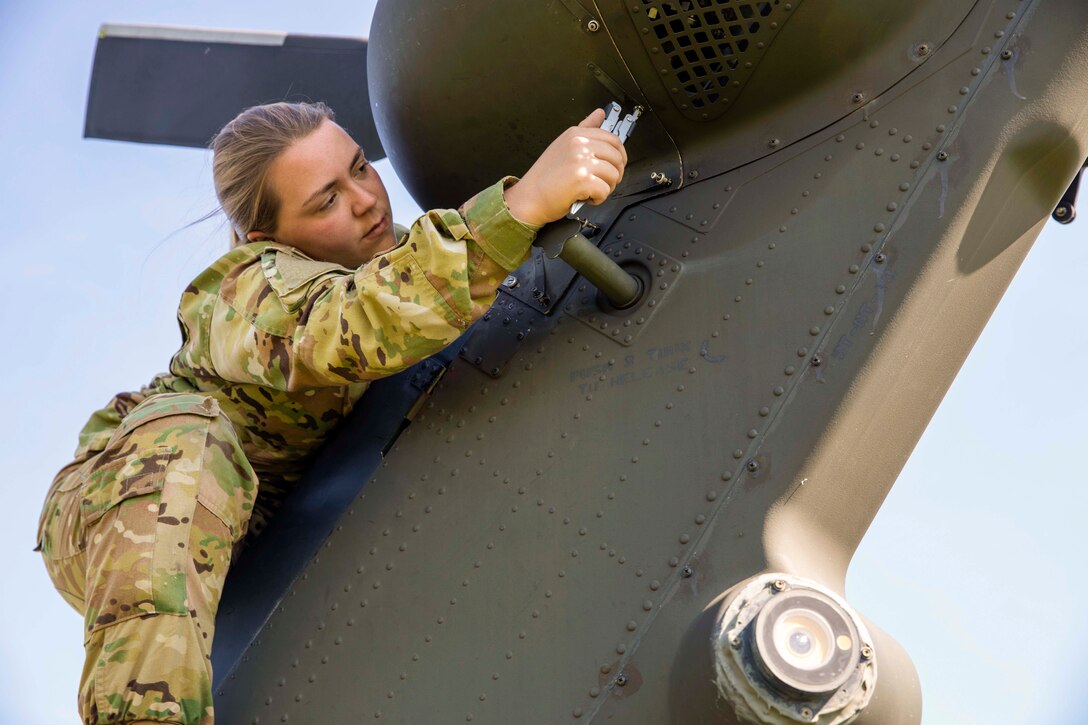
[{"left": 630, "top": 0, "right": 800, "bottom": 121}]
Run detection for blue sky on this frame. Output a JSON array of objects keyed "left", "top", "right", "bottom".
[{"left": 1, "top": 2, "right": 1085, "bottom": 723}]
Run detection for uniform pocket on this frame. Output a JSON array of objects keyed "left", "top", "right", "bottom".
[{"left": 80, "top": 453, "right": 167, "bottom": 526}]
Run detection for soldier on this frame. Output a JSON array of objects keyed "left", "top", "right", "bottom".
[{"left": 36, "top": 101, "right": 628, "bottom": 725}]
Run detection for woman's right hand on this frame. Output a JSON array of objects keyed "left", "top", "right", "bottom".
[{"left": 503, "top": 108, "right": 629, "bottom": 227}]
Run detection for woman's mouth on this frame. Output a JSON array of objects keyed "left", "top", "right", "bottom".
[{"left": 363, "top": 214, "right": 389, "bottom": 241}]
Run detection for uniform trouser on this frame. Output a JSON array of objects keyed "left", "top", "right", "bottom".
[{"left": 37, "top": 394, "right": 257, "bottom": 725}]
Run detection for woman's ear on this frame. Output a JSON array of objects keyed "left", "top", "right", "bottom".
[{"left": 246, "top": 230, "right": 273, "bottom": 242}]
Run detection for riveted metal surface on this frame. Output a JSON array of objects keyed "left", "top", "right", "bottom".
[
  {"left": 459, "top": 294, "right": 546, "bottom": 378},
  {"left": 628, "top": 0, "right": 803, "bottom": 121},
  {"left": 216, "top": 0, "right": 1088, "bottom": 722},
  {"left": 565, "top": 242, "right": 683, "bottom": 346}
]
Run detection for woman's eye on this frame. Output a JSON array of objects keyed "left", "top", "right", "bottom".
[
  {"left": 320, "top": 192, "right": 338, "bottom": 210},
  {"left": 355, "top": 161, "right": 370, "bottom": 176}
]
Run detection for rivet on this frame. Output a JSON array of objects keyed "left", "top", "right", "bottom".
[
  {"left": 874, "top": 223, "right": 886, "bottom": 232},
  {"left": 733, "top": 449, "right": 744, "bottom": 459},
  {"left": 573, "top": 708, "right": 583, "bottom": 718},
  {"left": 617, "top": 644, "right": 627, "bottom": 654},
  {"left": 773, "top": 386, "right": 785, "bottom": 396},
  {"left": 785, "top": 365, "right": 796, "bottom": 375},
  {"left": 995, "top": 30, "right": 1005, "bottom": 38},
  {"left": 1001, "top": 49, "right": 1013, "bottom": 60},
  {"left": 669, "top": 557, "right": 680, "bottom": 567},
  {"left": 903, "top": 134, "right": 913, "bottom": 143},
  {"left": 680, "top": 533, "right": 691, "bottom": 544},
  {"left": 695, "top": 514, "right": 706, "bottom": 524},
  {"left": 759, "top": 406, "right": 770, "bottom": 416},
  {"left": 836, "top": 285, "right": 846, "bottom": 294},
  {"left": 748, "top": 429, "right": 759, "bottom": 439},
  {"left": 948, "top": 105, "right": 958, "bottom": 113},
  {"left": 849, "top": 264, "right": 860, "bottom": 274},
  {"left": 722, "top": 471, "right": 733, "bottom": 481},
  {"left": 824, "top": 306, "right": 835, "bottom": 315},
  {"left": 856, "top": 142, "right": 866, "bottom": 150},
  {"left": 836, "top": 134, "right": 845, "bottom": 142},
  {"left": 650, "top": 580, "right": 661, "bottom": 590},
  {"left": 627, "top": 620, "right": 638, "bottom": 631},
  {"left": 982, "top": 46, "right": 992, "bottom": 54},
  {"left": 707, "top": 491, "right": 718, "bottom": 501},
  {"left": 937, "top": 151, "right": 949, "bottom": 161},
  {"left": 900, "top": 182, "right": 911, "bottom": 191},
  {"left": 809, "top": 326, "right": 821, "bottom": 336},
  {"left": 874, "top": 148, "right": 884, "bottom": 157}
]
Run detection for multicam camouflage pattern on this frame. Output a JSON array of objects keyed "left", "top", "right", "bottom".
[
  {"left": 39, "top": 178, "right": 537, "bottom": 724},
  {"left": 39, "top": 393, "right": 254, "bottom": 724}
]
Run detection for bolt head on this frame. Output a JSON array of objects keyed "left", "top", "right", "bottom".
[
  {"left": 771, "top": 578, "right": 787, "bottom": 592},
  {"left": 585, "top": 18, "right": 601, "bottom": 32}
]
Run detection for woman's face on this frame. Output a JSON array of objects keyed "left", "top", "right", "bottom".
[{"left": 248, "top": 119, "right": 398, "bottom": 268}]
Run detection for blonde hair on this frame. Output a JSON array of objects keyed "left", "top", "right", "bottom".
[{"left": 211, "top": 101, "right": 335, "bottom": 245}]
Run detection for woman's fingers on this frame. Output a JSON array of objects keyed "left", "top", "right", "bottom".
[
  {"left": 578, "top": 108, "right": 608, "bottom": 128},
  {"left": 577, "top": 174, "right": 614, "bottom": 206}
]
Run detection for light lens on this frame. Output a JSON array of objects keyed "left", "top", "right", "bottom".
[
  {"left": 750, "top": 589, "right": 861, "bottom": 696},
  {"left": 773, "top": 608, "right": 834, "bottom": 670}
]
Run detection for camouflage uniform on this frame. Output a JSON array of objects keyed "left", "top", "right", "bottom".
[{"left": 37, "top": 179, "right": 538, "bottom": 724}]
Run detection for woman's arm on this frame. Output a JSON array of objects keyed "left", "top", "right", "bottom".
[{"left": 206, "top": 178, "right": 536, "bottom": 390}]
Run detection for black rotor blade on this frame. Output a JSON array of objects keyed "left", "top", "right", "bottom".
[{"left": 84, "top": 23, "right": 383, "bottom": 158}]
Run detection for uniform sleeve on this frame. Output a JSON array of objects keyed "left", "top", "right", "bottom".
[{"left": 208, "top": 178, "right": 539, "bottom": 390}]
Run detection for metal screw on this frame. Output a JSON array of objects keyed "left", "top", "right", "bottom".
[
  {"left": 615, "top": 673, "right": 628, "bottom": 687},
  {"left": 1001, "top": 49, "right": 1014, "bottom": 60},
  {"left": 771, "top": 579, "right": 787, "bottom": 592},
  {"left": 800, "top": 706, "right": 814, "bottom": 720},
  {"left": 730, "top": 635, "right": 742, "bottom": 649},
  {"left": 915, "top": 43, "right": 931, "bottom": 57},
  {"left": 585, "top": 18, "right": 601, "bottom": 32},
  {"left": 650, "top": 171, "right": 673, "bottom": 186},
  {"left": 851, "top": 92, "right": 866, "bottom": 103},
  {"left": 768, "top": 138, "right": 781, "bottom": 149},
  {"left": 1055, "top": 205, "right": 1069, "bottom": 219},
  {"left": 937, "top": 151, "right": 949, "bottom": 161},
  {"left": 861, "top": 644, "right": 874, "bottom": 660},
  {"left": 811, "top": 353, "right": 822, "bottom": 367},
  {"left": 875, "top": 253, "right": 887, "bottom": 264},
  {"left": 688, "top": 170, "right": 699, "bottom": 179},
  {"left": 747, "top": 460, "right": 760, "bottom": 473},
  {"left": 502, "top": 275, "right": 518, "bottom": 288},
  {"left": 681, "top": 565, "right": 694, "bottom": 578}
]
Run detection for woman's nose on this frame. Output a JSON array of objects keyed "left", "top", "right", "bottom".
[{"left": 349, "top": 183, "right": 377, "bottom": 216}]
